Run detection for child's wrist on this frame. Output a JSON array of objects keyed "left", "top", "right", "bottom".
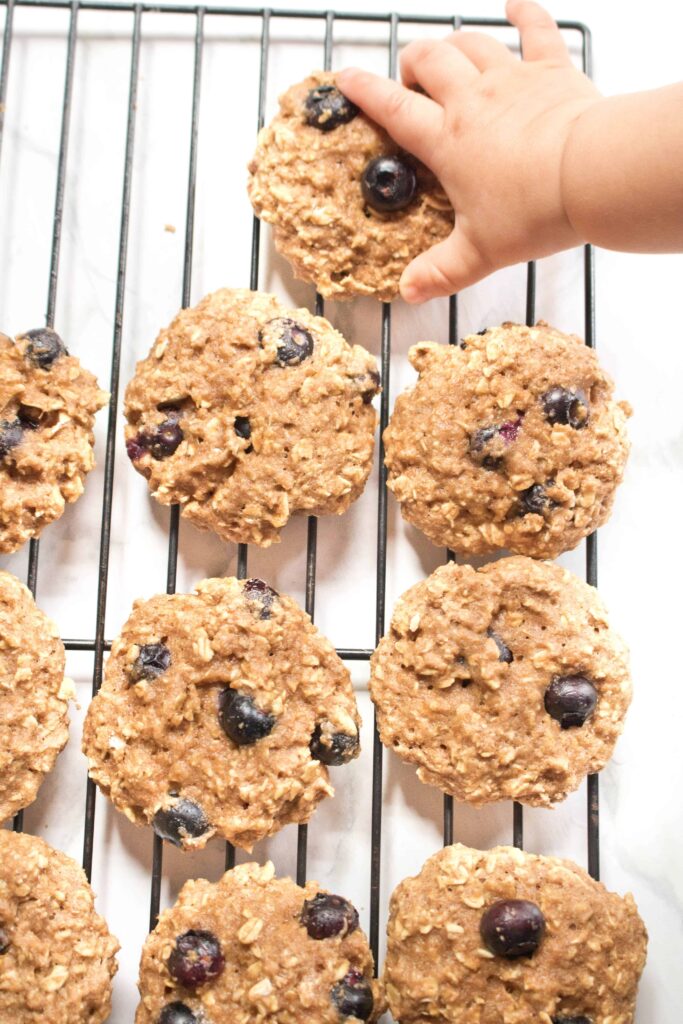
[{"left": 559, "top": 101, "right": 603, "bottom": 247}]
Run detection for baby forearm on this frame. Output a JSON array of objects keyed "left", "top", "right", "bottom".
[{"left": 562, "top": 83, "right": 683, "bottom": 253}]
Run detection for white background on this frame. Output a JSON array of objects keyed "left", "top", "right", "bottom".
[{"left": 0, "top": 0, "right": 681, "bottom": 1019}]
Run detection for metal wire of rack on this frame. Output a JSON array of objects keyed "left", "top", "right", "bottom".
[{"left": 0, "top": 0, "right": 597, "bottom": 986}]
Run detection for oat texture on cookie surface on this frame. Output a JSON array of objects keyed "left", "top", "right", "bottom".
[
  {"left": 248, "top": 71, "right": 454, "bottom": 301},
  {"left": 83, "top": 576, "right": 362, "bottom": 850},
  {"left": 384, "top": 321, "right": 631, "bottom": 559},
  {"left": 0, "top": 570, "right": 72, "bottom": 822},
  {"left": 370, "top": 557, "right": 632, "bottom": 807},
  {"left": 135, "top": 861, "right": 384, "bottom": 1023},
  {"left": 0, "top": 328, "right": 109, "bottom": 553},
  {"left": 0, "top": 830, "right": 119, "bottom": 1024},
  {"left": 124, "top": 288, "right": 379, "bottom": 546},
  {"left": 383, "top": 844, "right": 647, "bottom": 1024}
]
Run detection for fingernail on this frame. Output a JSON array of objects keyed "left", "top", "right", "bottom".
[{"left": 400, "top": 280, "right": 423, "bottom": 304}]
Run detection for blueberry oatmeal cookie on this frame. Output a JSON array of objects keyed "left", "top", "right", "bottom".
[
  {"left": 383, "top": 322, "right": 631, "bottom": 559},
  {"left": 136, "top": 861, "right": 383, "bottom": 1024},
  {"left": 0, "top": 830, "right": 119, "bottom": 1024},
  {"left": 247, "top": 72, "right": 454, "bottom": 301},
  {"left": 0, "top": 328, "right": 109, "bottom": 553},
  {"left": 0, "top": 570, "right": 72, "bottom": 823},
  {"left": 370, "top": 557, "right": 631, "bottom": 807},
  {"left": 82, "top": 576, "right": 361, "bottom": 850},
  {"left": 124, "top": 288, "right": 379, "bottom": 546},
  {"left": 383, "top": 844, "right": 647, "bottom": 1024}
]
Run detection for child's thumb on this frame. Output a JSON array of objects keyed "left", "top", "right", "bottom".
[{"left": 399, "top": 228, "right": 491, "bottom": 303}]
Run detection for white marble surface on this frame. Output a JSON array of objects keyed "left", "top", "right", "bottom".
[{"left": 1, "top": 0, "right": 681, "bottom": 1019}]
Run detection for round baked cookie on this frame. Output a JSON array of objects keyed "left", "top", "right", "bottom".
[
  {"left": 0, "top": 830, "right": 119, "bottom": 1024},
  {"left": 384, "top": 322, "right": 631, "bottom": 559},
  {"left": 124, "top": 288, "right": 379, "bottom": 547},
  {"left": 0, "top": 570, "right": 72, "bottom": 822},
  {"left": 248, "top": 71, "right": 454, "bottom": 301},
  {"left": 370, "top": 557, "right": 631, "bottom": 807},
  {"left": 136, "top": 860, "right": 383, "bottom": 1024},
  {"left": 0, "top": 328, "right": 109, "bottom": 553},
  {"left": 82, "top": 576, "right": 361, "bottom": 850},
  {"left": 384, "top": 843, "right": 647, "bottom": 1024}
]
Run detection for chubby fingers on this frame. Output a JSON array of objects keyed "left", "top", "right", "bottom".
[
  {"left": 400, "top": 38, "right": 478, "bottom": 103},
  {"left": 445, "top": 30, "right": 515, "bottom": 72},
  {"left": 506, "top": 0, "right": 571, "bottom": 64},
  {"left": 335, "top": 68, "right": 443, "bottom": 167},
  {"left": 400, "top": 226, "right": 493, "bottom": 303}
]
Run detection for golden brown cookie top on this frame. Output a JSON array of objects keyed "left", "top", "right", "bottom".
[
  {"left": 83, "top": 576, "right": 361, "bottom": 851},
  {"left": 370, "top": 556, "right": 631, "bottom": 807},
  {"left": 124, "top": 287, "right": 379, "bottom": 547},
  {"left": 384, "top": 321, "right": 631, "bottom": 559},
  {"left": 0, "top": 570, "right": 72, "bottom": 821},
  {"left": 135, "top": 861, "right": 383, "bottom": 1024},
  {"left": 0, "top": 328, "right": 109, "bottom": 553},
  {"left": 384, "top": 844, "right": 647, "bottom": 1024},
  {"left": 0, "top": 830, "right": 119, "bottom": 1024},
  {"left": 248, "top": 72, "right": 454, "bottom": 301}
]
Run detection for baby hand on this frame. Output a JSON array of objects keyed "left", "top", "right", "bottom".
[{"left": 337, "top": 0, "right": 600, "bottom": 303}]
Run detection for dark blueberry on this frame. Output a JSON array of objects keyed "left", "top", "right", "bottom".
[
  {"left": 361, "top": 369, "right": 381, "bottom": 404},
  {"left": 470, "top": 425, "right": 498, "bottom": 451},
  {"left": 519, "top": 482, "right": 550, "bottom": 515},
  {"left": 476, "top": 328, "right": 490, "bottom": 335},
  {"left": 0, "top": 418, "right": 24, "bottom": 461},
  {"left": 16, "top": 405, "right": 43, "bottom": 429},
  {"left": 158, "top": 1003, "right": 198, "bottom": 1024},
  {"left": 469, "top": 418, "right": 522, "bottom": 471},
  {"left": 310, "top": 724, "right": 359, "bottom": 766},
  {"left": 541, "top": 386, "right": 590, "bottom": 429},
  {"left": 125, "top": 437, "right": 147, "bottom": 462},
  {"left": 552, "top": 1018, "right": 593, "bottom": 1024},
  {"left": 130, "top": 642, "right": 172, "bottom": 683},
  {"left": 234, "top": 416, "right": 251, "bottom": 440},
  {"left": 304, "top": 85, "right": 359, "bottom": 132},
  {"left": 149, "top": 417, "right": 184, "bottom": 460},
  {"left": 480, "top": 899, "right": 546, "bottom": 958},
  {"left": 544, "top": 675, "right": 598, "bottom": 729},
  {"left": 361, "top": 155, "right": 417, "bottom": 213},
  {"left": 301, "top": 893, "right": 359, "bottom": 940},
  {"left": 218, "top": 689, "right": 275, "bottom": 746},
  {"left": 0, "top": 926, "right": 9, "bottom": 955},
  {"left": 331, "top": 968, "right": 374, "bottom": 1020},
  {"left": 243, "top": 577, "right": 279, "bottom": 620},
  {"left": 487, "top": 629, "right": 513, "bottom": 664},
  {"left": 23, "top": 327, "right": 68, "bottom": 368},
  {"left": 260, "top": 317, "right": 314, "bottom": 367},
  {"left": 167, "top": 930, "right": 224, "bottom": 989},
  {"left": 127, "top": 415, "right": 184, "bottom": 462},
  {"left": 153, "top": 798, "right": 210, "bottom": 848},
  {"left": 469, "top": 425, "right": 502, "bottom": 471}
]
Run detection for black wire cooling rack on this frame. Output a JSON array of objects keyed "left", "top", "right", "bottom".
[{"left": 0, "top": 0, "right": 597, "bottom": 981}]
